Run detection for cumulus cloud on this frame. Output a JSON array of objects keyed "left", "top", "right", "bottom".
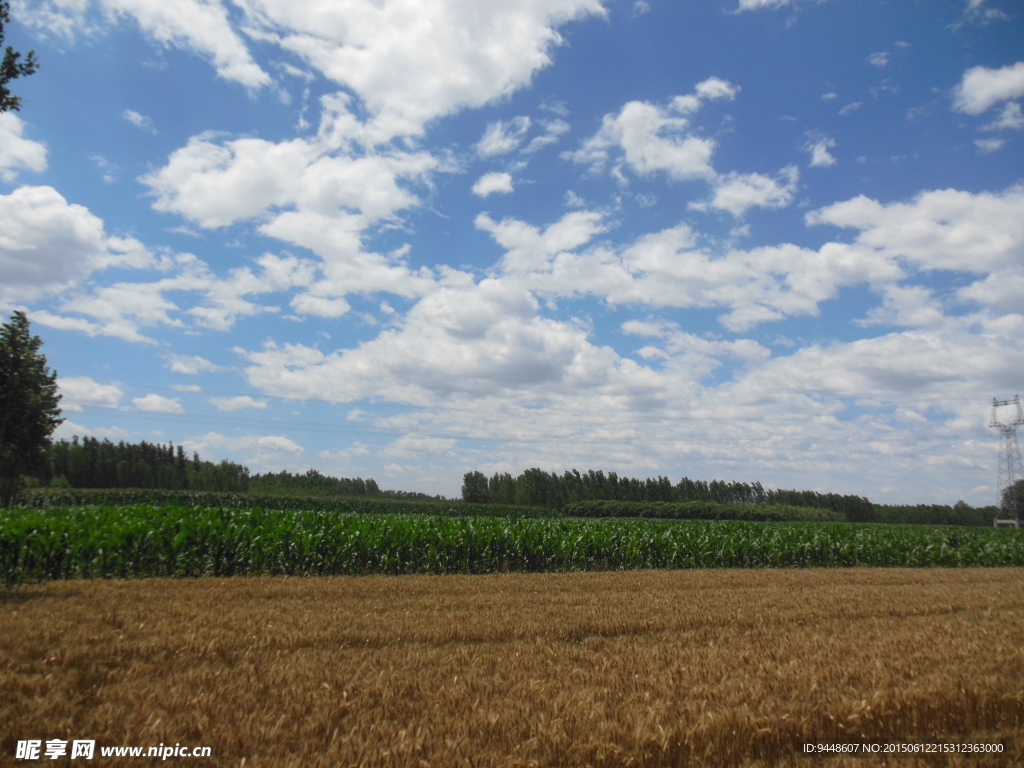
[
  {"left": 122, "top": 109, "right": 156, "bottom": 133},
  {"left": 868, "top": 51, "right": 889, "bottom": 68},
  {"left": 952, "top": 61, "right": 1024, "bottom": 115},
  {"left": 140, "top": 113, "right": 434, "bottom": 229},
  {"left": 167, "top": 354, "right": 221, "bottom": 374},
  {"left": 472, "top": 171, "right": 514, "bottom": 197},
  {"left": 523, "top": 117, "right": 571, "bottom": 153},
  {"left": 981, "top": 102, "right": 1024, "bottom": 131},
  {"left": 232, "top": 0, "right": 606, "bottom": 141},
  {"left": 237, "top": 275, "right": 628, "bottom": 406},
  {"left": 565, "top": 77, "right": 739, "bottom": 180},
  {"left": 734, "top": 0, "right": 791, "bottom": 11},
  {"left": 108, "top": 0, "right": 270, "bottom": 87},
  {"left": 210, "top": 395, "right": 268, "bottom": 411},
  {"left": 58, "top": 376, "right": 123, "bottom": 411},
  {"left": 32, "top": 251, "right": 319, "bottom": 342},
  {"left": 693, "top": 167, "right": 799, "bottom": 217},
  {"left": 139, "top": 98, "right": 438, "bottom": 305},
  {"left": 975, "top": 137, "right": 1006, "bottom": 153},
  {"left": 806, "top": 183, "right": 1024, "bottom": 273},
  {"left": 566, "top": 94, "right": 718, "bottom": 180},
  {"left": 0, "top": 113, "right": 47, "bottom": 181},
  {"left": 957, "top": 0, "right": 1009, "bottom": 27},
  {"left": 803, "top": 134, "right": 837, "bottom": 167},
  {"left": 290, "top": 293, "right": 352, "bottom": 318},
  {"left": 476, "top": 116, "right": 531, "bottom": 157},
  {"left": 475, "top": 210, "right": 606, "bottom": 272},
  {"left": 0, "top": 186, "right": 152, "bottom": 304},
  {"left": 132, "top": 393, "right": 184, "bottom": 413},
  {"left": 181, "top": 432, "right": 304, "bottom": 471},
  {"left": 379, "top": 434, "right": 458, "bottom": 459}
]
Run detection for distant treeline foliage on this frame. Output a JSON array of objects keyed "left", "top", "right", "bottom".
[
  {"left": 248, "top": 469, "right": 439, "bottom": 500},
  {"left": 49, "top": 437, "right": 249, "bottom": 492},
  {"left": 462, "top": 468, "right": 876, "bottom": 522},
  {"left": 462, "top": 469, "right": 1002, "bottom": 526},
  {"left": 248, "top": 469, "right": 379, "bottom": 497},
  {"left": 874, "top": 503, "right": 998, "bottom": 527},
  {"left": 564, "top": 500, "right": 846, "bottom": 523},
  {"left": 41, "top": 438, "right": 393, "bottom": 498}
]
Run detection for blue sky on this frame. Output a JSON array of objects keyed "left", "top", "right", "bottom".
[{"left": 2, "top": 0, "right": 1022, "bottom": 502}]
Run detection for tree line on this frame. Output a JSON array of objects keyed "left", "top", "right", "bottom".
[
  {"left": 462, "top": 468, "right": 877, "bottom": 522},
  {"left": 46, "top": 436, "right": 251, "bottom": 492},
  {"left": 33, "top": 436, "right": 435, "bottom": 500}
]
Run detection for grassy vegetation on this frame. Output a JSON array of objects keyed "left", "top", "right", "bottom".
[
  {"left": 565, "top": 499, "right": 846, "bottom": 522},
  {"left": 3, "top": 503, "right": 1024, "bottom": 584},
  {"left": 15, "top": 488, "right": 546, "bottom": 517},
  {"left": 3, "top": 570, "right": 1022, "bottom": 767}
]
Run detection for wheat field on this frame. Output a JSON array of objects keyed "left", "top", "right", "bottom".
[{"left": 2, "top": 569, "right": 1023, "bottom": 767}]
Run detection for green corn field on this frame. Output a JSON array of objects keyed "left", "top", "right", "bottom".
[{"left": 3, "top": 503, "right": 1023, "bottom": 584}]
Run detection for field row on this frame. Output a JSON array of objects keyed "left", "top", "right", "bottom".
[
  {"left": 3, "top": 504, "right": 1023, "bottom": 583},
  {"left": 3, "top": 569, "right": 1022, "bottom": 767}
]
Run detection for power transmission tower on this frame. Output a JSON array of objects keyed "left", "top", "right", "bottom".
[{"left": 990, "top": 395, "right": 1024, "bottom": 528}]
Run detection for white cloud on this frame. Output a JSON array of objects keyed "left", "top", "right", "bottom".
[
  {"left": 868, "top": 51, "right": 889, "bottom": 68},
  {"left": 132, "top": 393, "right": 185, "bottom": 413},
  {"left": 33, "top": 250, "right": 320, "bottom": 342},
  {"left": 210, "top": 395, "right": 268, "bottom": 411},
  {"left": 16, "top": 0, "right": 269, "bottom": 86},
  {"left": 981, "top": 101, "right": 1024, "bottom": 131},
  {"left": 476, "top": 116, "right": 531, "bottom": 157},
  {"left": 472, "top": 211, "right": 897, "bottom": 332},
  {"left": 952, "top": 61, "right": 1024, "bottom": 115},
  {"left": 566, "top": 98, "right": 715, "bottom": 181},
  {"left": 807, "top": 183, "right": 1024, "bottom": 273},
  {"left": 472, "top": 171, "right": 514, "bottom": 197},
  {"left": 122, "top": 109, "right": 156, "bottom": 133},
  {"left": 0, "top": 113, "right": 47, "bottom": 181},
  {"left": 0, "top": 186, "right": 152, "bottom": 304},
  {"left": 522, "top": 118, "right": 570, "bottom": 153},
  {"left": 141, "top": 115, "right": 433, "bottom": 228},
  {"left": 57, "top": 376, "right": 123, "bottom": 411},
  {"left": 839, "top": 102, "right": 863, "bottom": 115},
  {"left": 957, "top": 0, "right": 1009, "bottom": 26},
  {"left": 475, "top": 210, "right": 606, "bottom": 272},
  {"left": 734, "top": 0, "right": 790, "bottom": 11},
  {"left": 803, "top": 135, "right": 837, "bottom": 167},
  {"left": 854, "top": 284, "right": 945, "bottom": 328},
  {"left": 102, "top": 0, "right": 270, "bottom": 87},
  {"left": 289, "top": 293, "right": 352, "bottom": 318},
  {"left": 959, "top": 269, "right": 1024, "bottom": 313},
  {"left": 565, "top": 78, "right": 748, "bottom": 187},
  {"left": 167, "top": 354, "right": 221, "bottom": 374},
  {"left": 379, "top": 435, "right": 458, "bottom": 459},
  {"left": 975, "top": 137, "right": 1006, "bottom": 153},
  {"left": 139, "top": 100, "right": 438, "bottom": 305},
  {"left": 693, "top": 77, "right": 740, "bottom": 103},
  {"left": 694, "top": 166, "right": 799, "bottom": 217},
  {"left": 54, "top": 420, "right": 129, "bottom": 442},
  {"left": 181, "top": 431, "right": 304, "bottom": 471},
  {"left": 235, "top": 0, "right": 606, "bottom": 142},
  {"left": 565, "top": 77, "right": 738, "bottom": 179}
]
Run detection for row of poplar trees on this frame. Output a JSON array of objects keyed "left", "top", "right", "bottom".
[{"left": 462, "top": 468, "right": 878, "bottom": 522}]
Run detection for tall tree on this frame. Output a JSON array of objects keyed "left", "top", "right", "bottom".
[
  {"left": 0, "top": 312, "right": 62, "bottom": 507},
  {"left": 0, "top": 0, "right": 38, "bottom": 113},
  {"left": 1002, "top": 479, "right": 1024, "bottom": 520}
]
